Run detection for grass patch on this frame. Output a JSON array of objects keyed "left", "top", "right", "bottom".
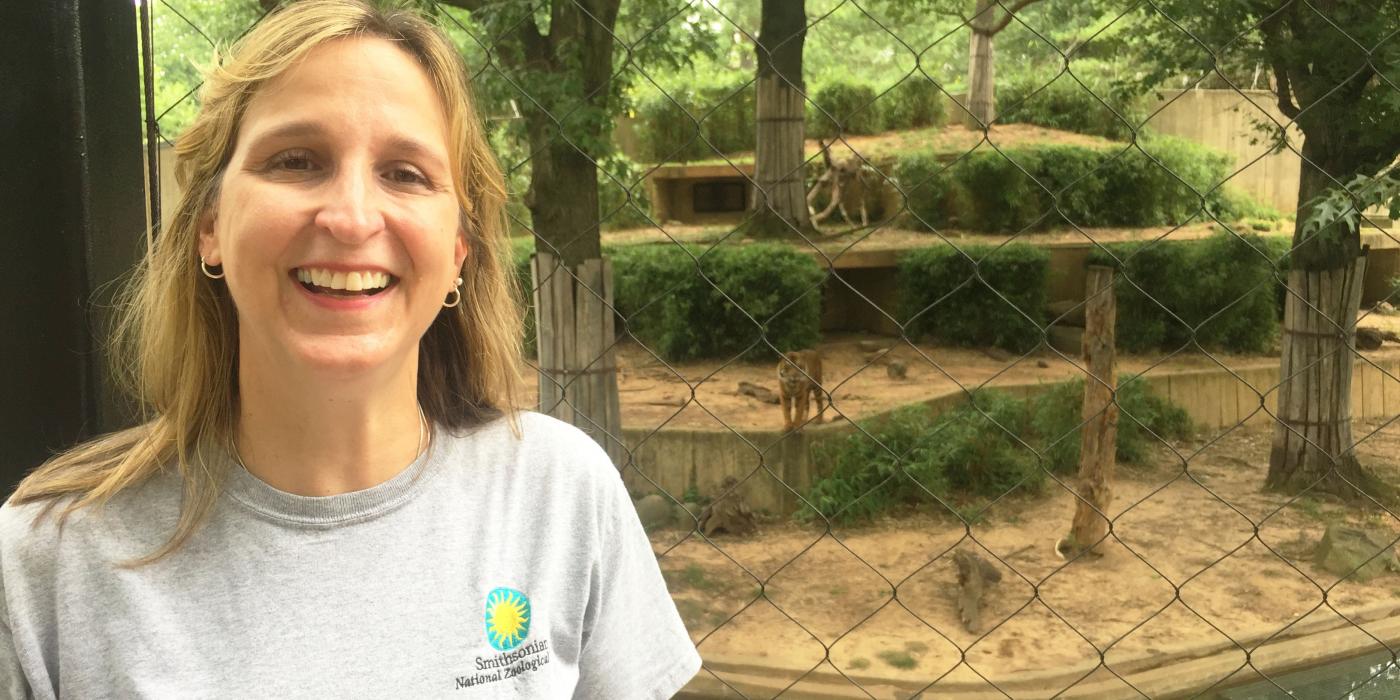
[
  {"left": 800, "top": 377, "right": 1193, "bottom": 524},
  {"left": 877, "top": 649, "right": 918, "bottom": 669}
]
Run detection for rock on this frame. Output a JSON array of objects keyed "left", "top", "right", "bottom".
[
  {"left": 856, "top": 340, "right": 889, "bottom": 353},
  {"left": 1312, "top": 524, "right": 1400, "bottom": 582},
  {"left": 672, "top": 503, "right": 696, "bottom": 528},
  {"left": 886, "top": 359, "right": 907, "bottom": 380},
  {"left": 983, "top": 347, "right": 1014, "bottom": 363},
  {"left": 635, "top": 494, "right": 676, "bottom": 532},
  {"left": 1036, "top": 359, "right": 1050, "bottom": 368},
  {"left": 737, "top": 381, "right": 779, "bottom": 404},
  {"left": 862, "top": 348, "right": 891, "bottom": 365},
  {"left": 1046, "top": 300, "right": 1086, "bottom": 327},
  {"left": 1372, "top": 301, "right": 1396, "bottom": 315},
  {"left": 1356, "top": 326, "right": 1400, "bottom": 350}
]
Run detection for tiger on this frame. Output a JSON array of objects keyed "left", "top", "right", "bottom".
[{"left": 777, "top": 349, "right": 826, "bottom": 431}]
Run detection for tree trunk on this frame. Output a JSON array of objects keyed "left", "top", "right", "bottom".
[
  {"left": 532, "top": 252, "right": 624, "bottom": 468},
  {"left": 524, "top": 137, "right": 602, "bottom": 266},
  {"left": 1061, "top": 266, "right": 1117, "bottom": 558},
  {"left": 966, "top": 0, "right": 997, "bottom": 125},
  {"left": 1266, "top": 137, "right": 1381, "bottom": 500},
  {"left": 747, "top": 0, "right": 813, "bottom": 238}
]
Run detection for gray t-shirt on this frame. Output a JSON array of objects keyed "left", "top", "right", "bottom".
[{"left": 0, "top": 411, "right": 700, "bottom": 698}]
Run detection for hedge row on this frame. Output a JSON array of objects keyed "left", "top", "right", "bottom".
[
  {"left": 635, "top": 82, "right": 757, "bottom": 163},
  {"left": 800, "top": 378, "right": 1193, "bottom": 523},
  {"left": 635, "top": 78, "right": 946, "bottom": 161},
  {"left": 512, "top": 231, "right": 1287, "bottom": 361},
  {"left": 898, "top": 243, "right": 1049, "bottom": 353},
  {"left": 999, "top": 78, "right": 1141, "bottom": 140},
  {"left": 608, "top": 243, "right": 824, "bottom": 361},
  {"left": 1087, "top": 232, "right": 1292, "bottom": 353},
  {"left": 894, "top": 135, "right": 1245, "bottom": 233}
]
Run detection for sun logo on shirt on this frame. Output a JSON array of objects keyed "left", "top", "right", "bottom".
[{"left": 484, "top": 587, "right": 531, "bottom": 651}]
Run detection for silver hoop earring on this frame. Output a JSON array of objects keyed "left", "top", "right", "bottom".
[
  {"left": 443, "top": 276, "right": 464, "bottom": 308},
  {"left": 200, "top": 257, "right": 225, "bottom": 280}
]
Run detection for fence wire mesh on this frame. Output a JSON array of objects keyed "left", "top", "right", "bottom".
[{"left": 140, "top": 0, "right": 1400, "bottom": 697}]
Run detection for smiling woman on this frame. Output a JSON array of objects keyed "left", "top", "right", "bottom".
[{"left": 0, "top": 1, "right": 699, "bottom": 698}]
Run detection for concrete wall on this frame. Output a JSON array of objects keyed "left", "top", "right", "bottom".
[
  {"left": 621, "top": 356, "right": 1400, "bottom": 516},
  {"left": 1147, "top": 89, "right": 1303, "bottom": 214}
]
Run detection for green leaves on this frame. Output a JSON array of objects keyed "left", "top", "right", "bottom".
[{"left": 1300, "top": 170, "right": 1400, "bottom": 239}]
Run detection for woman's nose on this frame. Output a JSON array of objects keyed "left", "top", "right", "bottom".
[{"left": 313, "top": 166, "right": 385, "bottom": 242}]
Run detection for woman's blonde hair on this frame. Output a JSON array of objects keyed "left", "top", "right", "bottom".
[{"left": 9, "top": 0, "right": 525, "bottom": 565}]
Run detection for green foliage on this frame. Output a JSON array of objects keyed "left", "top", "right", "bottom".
[
  {"left": 893, "top": 135, "right": 1254, "bottom": 233},
  {"left": 1030, "top": 375, "right": 1195, "bottom": 471},
  {"left": 1087, "top": 232, "right": 1292, "bottom": 353},
  {"left": 150, "top": 0, "right": 263, "bottom": 137},
  {"left": 800, "top": 378, "right": 1191, "bottom": 524},
  {"left": 880, "top": 78, "right": 946, "bottom": 131},
  {"left": 1301, "top": 169, "right": 1400, "bottom": 238},
  {"left": 634, "top": 80, "right": 756, "bottom": 162},
  {"left": 808, "top": 81, "right": 883, "bottom": 139},
  {"left": 609, "top": 243, "right": 824, "bottom": 362},
  {"left": 596, "top": 154, "right": 653, "bottom": 230},
  {"left": 898, "top": 243, "right": 1048, "bottom": 353},
  {"left": 999, "top": 77, "right": 1140, "bottom": 140}
]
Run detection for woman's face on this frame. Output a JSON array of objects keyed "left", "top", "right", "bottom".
[{"left": 200, "top": 36, "right": 466, "bottom": 381}]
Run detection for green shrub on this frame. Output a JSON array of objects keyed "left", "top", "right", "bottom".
[
  {"left": 609, "top": 243, "right": 823, "bottom": 361},
  {"left": 800, "top": 379, "right": 1191, "bottom": 524},
  {"left": 881, "top": 78, "right": 945, "bottom": 131},
  {"left": 597, "top": 154, "right": 653, "bottom": 230},
  {"left": 892, "top": 135, "right": 1252, "bottom": 233},
  {"left": 1030, "top": 375, "right": 1195, "bottom": 472},
  {"left": 635, "top": 89, "right": 707, "bottom": 162},
  {"left": 634, "top": 81, "right": 756, "bottom": 162},
  {"left": 694, "top": 81, "right": 756, "bottom": 156},
  {"left": 898, "top": 243, "right": 1049, "bottom": 353},
  {"left": 808, "top": 81, "right": 883, "bottom": 139},
  {"left": 999, "top": 78, "right": 1140, "bottom": 140},
  {"left": 1087, "top": 231, "right": 1290, "bottom": 353}
]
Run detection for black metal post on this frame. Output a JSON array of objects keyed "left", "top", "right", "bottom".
[{"left": 0, "top": 0, "right": 147, "bottom": 499}]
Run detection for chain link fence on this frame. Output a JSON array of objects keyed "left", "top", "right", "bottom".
[{"left": 139, "top": 0, "right": 1400, "bottom": 697}]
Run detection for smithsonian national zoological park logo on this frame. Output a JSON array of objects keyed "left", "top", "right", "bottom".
[
  {"left": 455, "top": 587, "right": 551, "bottom": 690},
  {"left": 485, "top": 587, "right": 531, "bottom": 650}
]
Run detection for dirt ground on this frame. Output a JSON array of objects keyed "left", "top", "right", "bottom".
[
  {"left": 649, "top": 417, "right": 1400, "bottom": 695},
  {"left": 521, "top": 314, "right": 1400, "bottom": 434}
]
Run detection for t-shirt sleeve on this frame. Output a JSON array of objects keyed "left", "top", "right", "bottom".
[
  {"left": 1, "top": 514, "right": 34, "bottom": 700},
  {"left": 572, "top": 464, "right": 701, "bottom": 699}
]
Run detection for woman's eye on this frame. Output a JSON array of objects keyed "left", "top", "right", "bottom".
[
  {"left": 270, "top": 151, "right": 316, "bottom": 172},
  {"left": 387, "top": 167, "right": 430, "bottom": 186}
]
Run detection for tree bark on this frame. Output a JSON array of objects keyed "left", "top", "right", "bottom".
[
  {"left": 1061, "top": 266, "right": 1117, "bottom": 558},
  {"left": 747, "top": 0, "right": 813, "bottom": 238},
  {"left": 1266, "top": 138, "right": 1384, "bottom": 500},
  {"left": 440, "top": 0, "right": 623, "bottom": 463},
  {"left": 966, "top": 0, "right": 997, "bottom": 125}
]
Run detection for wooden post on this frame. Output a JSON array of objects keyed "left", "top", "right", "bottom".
[
  {"left": 1060, "top": 265, "right": 1119, "bottom": 558},
  {"left": 531, "top": 251, "right": 625, "bottom": 469}
]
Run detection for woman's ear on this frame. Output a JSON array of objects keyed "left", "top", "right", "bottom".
[
  {"left": 453, "top": 226, "right": 470, "bottom": 271},
  {"left": 197, "top": 207, "right": 222, "bottom": 265}
]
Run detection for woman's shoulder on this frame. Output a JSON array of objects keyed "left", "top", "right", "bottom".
[{"left": 440, "top": 410, "right": 619, "bottom": 486}]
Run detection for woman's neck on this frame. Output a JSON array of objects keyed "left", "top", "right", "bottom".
[{"left": 232, "top": 356, "right": 426, "bottom": 497}]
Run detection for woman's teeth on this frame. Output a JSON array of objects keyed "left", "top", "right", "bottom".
[{"left": 295, "top": 268, "right": 393, "bottom": 295}]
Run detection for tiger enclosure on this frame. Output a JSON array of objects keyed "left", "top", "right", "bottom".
[{"left": 145, "top": 0, "right": 1400, "bottom": 697}]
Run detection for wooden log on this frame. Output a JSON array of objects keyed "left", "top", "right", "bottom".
[
  {"left": 1062, "top": 266, "right": 1118, "bottom": 557},
  {"left": 953, "top": 549, "right": 1002, "bottom": 633}
]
